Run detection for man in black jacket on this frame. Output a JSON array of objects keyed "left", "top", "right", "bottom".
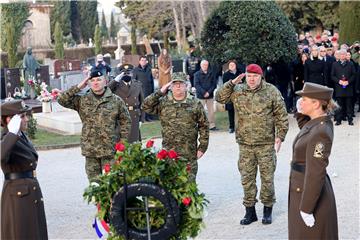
[
  {"left": 133, "top": 56, "right": 154, "bottom": 121},
  {"left": 331, "top": 49, "right": 356, "bottom": 125},
  {"left": 194, "top": 60, "right": 218, "bottom": 130}
]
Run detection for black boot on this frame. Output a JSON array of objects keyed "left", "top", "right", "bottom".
[
  {"left": 262, "top": 206, "right": 272, "bottom": 224},
  {"left": 240, "top": 206, "right": 258, "bottom": 225}
]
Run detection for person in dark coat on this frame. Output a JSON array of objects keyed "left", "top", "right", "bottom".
[
  {"left": 133, "top": 56, "right": 154, "bottom": 121},
  {"left": 222, "top": 60, "right": 244, "bottom": 133},
  {"left": 185, "top": 46, "right": 201, "bottom": 88},
  {"left": 1, "top": 100, "right": 48, "bottom": 240},
  {"left": 331, "top": 49, "right": 357, "bottom": 125},
  {"left": 108, "top": 64, "right": 145, "bottom": 143},
  {"left": 289, "top": 82, "right": 338, "bottom": 240},
  {"left": 194, "top": 59, "right": 218, "bottom": 130},
  {"left": 319, "top": 45, "right": 336, "bottom": 89},
  {"left": 304, "top": 46, "right": 327, "bottom": 86}
]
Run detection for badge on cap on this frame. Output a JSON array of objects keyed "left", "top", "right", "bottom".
[{"left": 313, "top": 142, "right": 325, "bottom": 158}]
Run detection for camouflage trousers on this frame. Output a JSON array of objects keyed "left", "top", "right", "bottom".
[
  {"left": 237, "top": 144, "right": 277, "bottom": 207},
  {"left": 187, "top": 160, "right": 198, "bottom": 182},
  {"left": 85, "top": 156, "right": 114, "bottom": 182}
]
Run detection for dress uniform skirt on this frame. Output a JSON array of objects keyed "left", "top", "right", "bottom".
[
  {"left": 1, "top": 178, "right": 48, "bottom": 240},
  {"left": 288, "top": 170, "right": 338, "bottom": 240}
]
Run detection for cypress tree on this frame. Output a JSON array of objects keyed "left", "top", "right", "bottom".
[
  {"left": 54, "top": 22, "right": 64, "bottom": 59},
  {"left": 6, "top": 19, "right": 17, "bottom": 68},
  {"left": 94, "top": 24, "right": 102, "bottom": 54},
  {"left": 131, "top": 24, "right": 137, "bottom": 55},
  {"left": 100, "top": 10, "right": 109, "bottom": 41},
  {"left": 339, "top": 1, "right": 360, "bottom": 45},
  {"left": 201, "top": 1, "right": 297, "bottom": 67},
  {"left": 109, "top": 11, "right": 117, "bottom": 40}
]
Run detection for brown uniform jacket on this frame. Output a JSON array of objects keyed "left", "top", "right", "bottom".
[
  {"left": 108, "top": 79, "right": 145, "bottom": 143},
  {"left": 288, "top": 114, "right": 338, "bottom": 240},
  {"left": 1, "top": 130, "right": 48, "bottom": 239}
]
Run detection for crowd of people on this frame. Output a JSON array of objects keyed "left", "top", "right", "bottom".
[{"left": 2, "top": 30, "right": 358, "bottom": 239}]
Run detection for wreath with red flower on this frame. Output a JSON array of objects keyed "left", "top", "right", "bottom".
[{"left": 84, "top": 140, "right": 208, "bottom": 240}]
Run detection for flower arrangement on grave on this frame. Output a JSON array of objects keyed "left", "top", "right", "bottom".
[
  {"left": 83, "top": 140, "right": 208, "bottom": 240},
  {"left": 36, "top": 82, "right": 61, "bottom": 102}
]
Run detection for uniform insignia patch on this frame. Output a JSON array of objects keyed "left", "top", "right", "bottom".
[{"left": 313, "top": 142, "right": 325, "bottom": 158}]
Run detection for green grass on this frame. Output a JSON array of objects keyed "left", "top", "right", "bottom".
[
  {"left": 30, "top": 111, "right": 230, "bottom": 147},
  {"left": 31, "top": 129, "right": 80, "bottom": 146}
]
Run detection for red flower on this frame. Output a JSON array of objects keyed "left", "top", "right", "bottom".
[
  {"left": 115, "top": 142, "right": 125, "bottom": 152},
  {"left": 104, "top": 163, "right": 111, "bottom": 173},
  {"left": 182, "top": 197, "right": 192, "bottom": 206},
  {"left": 186, "top": 164, "right": 191, "bottom": 173},
  {"left": 168, "top": 150, "right": 178, "bottom": 159},
  {"left": 157, "top": 149, "right": 168, "bottom": 160},
  {"left": 146, "top": 139, "right": 154, "bottom": 148}
]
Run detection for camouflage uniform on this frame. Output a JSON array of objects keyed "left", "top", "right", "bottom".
[
  {"left": 216, "top": 80, "right": 289, "bottom": 207},
  {"left": 142, "top": 89, "right": 209, "bottom": 181},
  {"left": 58, "top": 86, "right": 131, "bottom": 181}
]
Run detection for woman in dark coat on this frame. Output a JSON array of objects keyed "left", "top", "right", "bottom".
[
  {"left": 304, "top": 46, "right": 327, "bottom": 86},
  {"left": 222, "top": 60, "right": 244, "bottom": 133},
  {"left": 289, "top": 82, "right": 338, "bottom": 240},
  {"left": 1, "top": 100, "right": 48, "bottom": 240}
]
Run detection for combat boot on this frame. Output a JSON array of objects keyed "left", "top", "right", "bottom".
[
  {"left": 240, "top": 206, "right": 257, "bottom": 225},
  {"left": 262, "top": 206, "right": 272, "bottom": 224}
]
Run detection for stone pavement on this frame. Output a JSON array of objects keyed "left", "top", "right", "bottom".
[{"left": 0, "top": 115, "right": 359, "bottom": 239}]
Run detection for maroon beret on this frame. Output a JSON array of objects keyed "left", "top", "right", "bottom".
[{"left": 246, "top": 64, "right": 263, "bottom": 75}]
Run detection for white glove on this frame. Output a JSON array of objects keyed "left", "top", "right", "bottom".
[
  {"left": 115, "top": 72, "right": 125, "bottom": 82},
  {"left": 296, "top": 98, "right": 303, "bottom": 113},
  {"left": 300, "top": 211, "right": 315, "bottom": 227},
  {"left": 7, "top": 114, "right": 22, "bottom": 134},
  {"left": 139, "top": 121, "right": 142, "bottom": 128}
]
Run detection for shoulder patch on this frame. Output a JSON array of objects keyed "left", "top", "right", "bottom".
[{"left": 313, "top": 142, "right": 325, "bottom": 158}]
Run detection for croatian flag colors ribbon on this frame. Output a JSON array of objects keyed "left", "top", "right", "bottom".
[{"left": 93, "top": 217, "right": 109, "bottom": 239}]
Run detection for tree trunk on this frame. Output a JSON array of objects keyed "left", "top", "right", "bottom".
[
  {"left": 163, "top": 32, "right": 169, "bottom": 50},
  {"left": 172, "top": 2, "right": 182, "bottom": 53},
  {"left": 131, "top": 24, "right": 137, "bottom": 55},
  {"left": 180, "top": 2, "right": 187, "bottom": 49}
]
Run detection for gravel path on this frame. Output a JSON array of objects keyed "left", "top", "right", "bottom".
[{"left": 1, "top": 115, "right": 359, "bottom": 239}]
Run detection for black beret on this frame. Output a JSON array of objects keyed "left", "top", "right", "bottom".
[{"left": 89, "top": 70, "right": 103, "bottom": 79}]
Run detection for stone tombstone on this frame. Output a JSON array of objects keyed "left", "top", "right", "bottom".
[
  {"left": 103, "top": 56, "right": 111, "bottom": 66},
  {"left": 53, "top": 59, "right": 81, "bottom": 78},
  {"left": 36, "top": 65, "right": 50, "bottom": 86},
  {"left": 172, "top": 59, "right": 183, "bottom": 73},
  {"left": 1, "top": 69, "right": 6, "bottom": 99},
  {"left": 4, "top": 68, "right": 21, "bottom": 98}
]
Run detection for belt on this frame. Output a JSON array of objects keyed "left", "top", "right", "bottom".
[
  {"left": 4, "top": 170, "right": 36, "bottom": 180},
  {"left": 127, "top": 106, "right": 139, "bottom": 111},
  {"left": 291, "top": 162, "right": 305, "bottom": 173}
]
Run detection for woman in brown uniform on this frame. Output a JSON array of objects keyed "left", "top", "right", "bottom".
[
  {"left": 288, "top": 82, "right": 339, "bottom": 240},
  {"left": 1, "top": 100, "right": 48, "bottom": 239}
]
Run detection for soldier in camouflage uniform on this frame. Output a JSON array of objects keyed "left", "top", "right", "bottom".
[
  {"left": 58, "top": 70, "right": 131, "bottom": 182},
  {"left": 216, "top": 64, "right": 289, "bottom": 225},
  {"left": 142, "top": 72, "right": 209, "bottom": 181}
]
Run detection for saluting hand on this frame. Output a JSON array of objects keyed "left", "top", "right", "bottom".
[
  {"left": 77, "top": 77, "right": 90, "bottom": 89},
  {"left": 231, "top": 73, "right": 245, "bottom": 85},
  {"left": 8, "top": 114, "right": 22, "bottom": 135},
  {"left": 160, "top": 81, "right": 172, "bottom": 94}
]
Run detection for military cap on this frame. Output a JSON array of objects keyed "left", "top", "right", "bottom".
[
  {"left": 1, "top": 99, "right": 32, "bottom": 116},
  {"left": 171, "top": 72, "right": 187, "bottom": 83},
  {"left": 118, "top": 64, "right": 134, "bottom": 74},
  {"left": 296, "top": 82, "right": 333, "bottom": 101},
  {"left": 89, "top": 69, "right": 103, "bottom": 79},
  {"left": 246, "top": 64, "right": 263, "bottom": 75}
]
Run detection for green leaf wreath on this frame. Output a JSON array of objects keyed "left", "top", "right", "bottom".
[{"left": 83, "top": 140, "right": 208, "bottom": 239}]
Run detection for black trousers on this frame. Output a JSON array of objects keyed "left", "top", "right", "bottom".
[
  {"left": 226, "top": 103, "right": 235, "bottom": 129},
  {"left": 335, "top": 97, "right": 353, "bottom": 122}
]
